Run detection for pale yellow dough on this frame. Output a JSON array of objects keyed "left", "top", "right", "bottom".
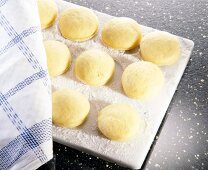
[
  {"left": 101, "top": 17, "right": 142, "bottom": 50},
  {"left": 58, "top": 7, "right": 99, "bottom": 41},
  {"left": 37, "top": 0, "right": 58, "bottom": 29},
  {"left": 52, "top": 89, "right": 90, "bottom": 128},
  {"left": 122, "top": 61, "right": 164, "bottom": 100},
  {"left": 44, "top": 40, "right": 71, "bottom": 77},
  {"left": 98, "top": 103, "right": 141, "bottom": 141},
  {"left": 140, "top": 31, "right": 181, "bottom": 66},
  {"left": 75, "top": 49, "right": 115, "bottom": 86}
]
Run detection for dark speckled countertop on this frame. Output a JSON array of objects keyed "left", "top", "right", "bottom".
[{"left": 39, "top": 0, "right": 208, "bottom": 169}]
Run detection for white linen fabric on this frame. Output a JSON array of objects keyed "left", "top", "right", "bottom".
[{"left": 0, "top": 0, "right": 52, "bottom": 169}]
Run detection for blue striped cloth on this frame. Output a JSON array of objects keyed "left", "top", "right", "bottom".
[{"left": 0, "top": 0, "right": 52, "bottom": 169}]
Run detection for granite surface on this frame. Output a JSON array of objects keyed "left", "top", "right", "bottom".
[{"left": 38, "top": 0, "right": 208, "bottom": 169}]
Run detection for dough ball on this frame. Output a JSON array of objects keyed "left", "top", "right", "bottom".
[
  {"left": 44, "top": 40, "right": 71, "bottom": 77},
  {"left": 101, "top": 17, "right": 142, "bottom": 50},
  {"left": 52, "top": 89, "right": 90, "bottom": 128},
  {"left": 75, "top": 49, "right": 115, "bottom": 86},
  {"left": 58, "top": 7, "right": 99, "bottom": 41},
  {"left": 140, "top": 31, "right": 181, "bottom": 66},
  {"left": 98, "top": 103, "right": 141, "bottom": 141},
  {"left": 37, "top": 0, "right": 58, "bottom": 29},
  {"left": 122, "top": 61, "right": 164, "bottom": 100}
]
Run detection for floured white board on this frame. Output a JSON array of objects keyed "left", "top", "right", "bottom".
[{"left": 42, "top": 0, "right": 194, "bottom": 169}]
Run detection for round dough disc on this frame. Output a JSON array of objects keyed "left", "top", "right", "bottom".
[
  {"left": 52, "top": 89, "right": 90, "bottom": 128},
  {"left": 140, "top": 31, "right": 181, "bottom": 66},
  {"left": 122, "top": 61, "right": 164, "bottom": 100},
  {"left": 37, "top": 0, "right": 58, "bottom": 29},
  {"left": 101, "top": 17, "right": 142, "bottom": 50},
  {"left": 44, "top": 40, "right": 71, "bottom": 77},
  {"left": 98, "top": 103, "right": 141, "bottom": 141},
  {"left": 75, "top": 49, "right": 115, "bottom": 86},
  {"left": 58, "top": 7, "right": 99, "bottom": 41}
]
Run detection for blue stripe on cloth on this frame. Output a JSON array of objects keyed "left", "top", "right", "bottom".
[
  {"left": 0, "top": 119, "right": 51, "bottom": 170},
  {"left": 2, "top": 70, "right": 47, "bottom": 101},
  {"left": 0, "top": 26, "right": 39, "bottom": 55},
  {"left": 0, "top": 93, "right": 48, "bottom": 164},
  {"left": 0, "top": 0, "right": 8, "bottom": 7},
  {"left": 0, "top": 11, "right": 50, "bottom": 93}
]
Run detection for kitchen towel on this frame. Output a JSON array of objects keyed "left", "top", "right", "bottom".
[{"left": 0, "top": 0, "right": 52, "bottom": 169}]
